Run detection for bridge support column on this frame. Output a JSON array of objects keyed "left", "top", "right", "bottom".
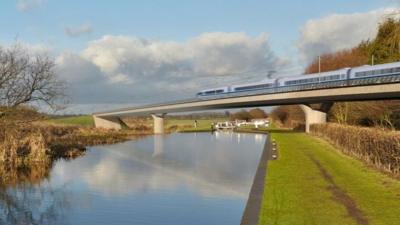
[
  {"left": 300, "top": 105, "right": 327, "bottom": 133},
  {"left": 93, "top": 116, "right": 125, "bottom": 130},
  {"left": 151, "top": 113, "right": 166, "bottom": 134}
]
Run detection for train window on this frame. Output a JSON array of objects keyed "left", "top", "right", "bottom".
[
  {"left": 235, "top": 83, "right": 273, "bottom": 91},
  {"left": 355, "top": 72, "right": 364, "bottom": 77},
  {"left": 285, "top": 81, "right": 294, "bottom": 85}
]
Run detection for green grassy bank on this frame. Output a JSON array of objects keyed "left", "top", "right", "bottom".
[
  {"left": 47, "top": 115, "right": 95, "bottom": 127},
  {"left": 259, "top": 131, "right": 400, "bottom": 225}
]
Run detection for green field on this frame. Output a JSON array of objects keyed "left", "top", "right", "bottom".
[
  {"left": 166, "top": 118, "right": 223, "bottom": 132},
  {"left": 47, "top": 115, "right": 95, "bottom": 127},
  {"left": 259, "top": 130, "right": 400, "bottom": 225}
]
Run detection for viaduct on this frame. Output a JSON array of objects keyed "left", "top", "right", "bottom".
[{"left": 93, "top": 83, "right": 400, "bottom": 134}]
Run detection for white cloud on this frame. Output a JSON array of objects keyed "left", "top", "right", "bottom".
[
  {"left": 64, "top": 24, "right": 93, "bottom": 38},
  {"left": 16, "top": 0, "right": 44, "bottom": 12},
  {"left": 297, "top": 8, "right": 399, "bottom": 63},
  {"left": 56, "top": 32, "right": 286, "bottom": 108}
]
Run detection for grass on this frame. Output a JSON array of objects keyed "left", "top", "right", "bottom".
[
  {"left": 166, "top": 118, "right": 224, "bottom": 132},
  {"left": 47, "top": 115, "right": 95, "bottom": 127},
  {"left": 259, "top": 130, "right": 400, "bottom": 225}
]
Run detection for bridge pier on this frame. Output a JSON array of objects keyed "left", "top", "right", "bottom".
[
  {"left": 151, "top": 113, "right": 166, "bottom": 134},
  {"left": 300, "top": 105, "right": 327, "bottom": 133},
  {"left": 93, "top": 116, "right": 126, "bottom": 130}
]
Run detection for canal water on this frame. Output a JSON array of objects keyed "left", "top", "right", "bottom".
[{"left": 0, "top": 132, "right": 265, "bottom": 225}]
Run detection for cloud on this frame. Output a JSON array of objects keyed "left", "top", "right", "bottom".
[
  {"left": 16, "top": 0, "right": 44, "bottom": 12},
  {"left": 56, "top": 32, "right": 286, "bottom": 109},
  {"left": 297, "top": 8, "right": 399, "bottom": 63},
  {"left": 64, "top": 24, "right": 93, "bottom": 38}
]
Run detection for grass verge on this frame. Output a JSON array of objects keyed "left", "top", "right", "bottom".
[{"left": 259, "top": 130, "right": 400, "bottom": 225}]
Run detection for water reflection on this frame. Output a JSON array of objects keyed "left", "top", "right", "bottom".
[
  {"left": 0, "top": 161, "right": 52, "bottom": 187},
  {"left": 0, "top": 132, "right": 265, "bottom": 225},
  {"left": 0, "top": 161, "right": 70, "bottom": 225},
  {"left": 152, "top": 134, "right": 164, "bottom": 157}
]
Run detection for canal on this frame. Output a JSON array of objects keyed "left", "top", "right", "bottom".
[{"left": 0, "top": 132, "right": 266, "bottom": 225}]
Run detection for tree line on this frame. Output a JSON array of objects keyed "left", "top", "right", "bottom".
[{"left": 229, "top": 108, "right": 268, "bottom": 121}]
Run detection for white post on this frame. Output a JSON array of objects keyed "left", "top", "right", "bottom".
[{"left": 318, "top": 55, "right": 321, "bottom": 73}]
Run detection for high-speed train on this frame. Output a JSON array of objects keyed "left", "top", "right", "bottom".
[{"left": 196, "top": 62, "right": 400, "bottom": 98}]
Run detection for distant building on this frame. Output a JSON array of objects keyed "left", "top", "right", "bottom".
[{"left": 250, "top": 119, "right": 269, "bottom": 128}]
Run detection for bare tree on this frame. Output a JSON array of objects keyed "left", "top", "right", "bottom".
[{"left": 0, "top": 44, "right": 66, "bottom": 109}]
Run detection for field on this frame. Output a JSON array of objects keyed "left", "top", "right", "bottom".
[
  {"left": 166, "top": 118, "right": 223, "bottom": 132},
  {"left": 47, "top": 115, "right": 95, "bottom": 127},
  {"left": 259, "top": 130, "right": 400, "bottom": 225}
]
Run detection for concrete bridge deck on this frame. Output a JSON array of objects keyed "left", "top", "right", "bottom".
[{"left": 93, "top": 83, "right": 400, "bottom": 133}]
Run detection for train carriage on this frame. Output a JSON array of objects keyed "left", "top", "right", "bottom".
[
  {"left": 349, "top": 62, "right": 400, "bottom": 86},
  {"left": 276, "top": 68, "right": 350, "bottom": 92},
  {"left": 196, "top": 86, "right": 230, "bottom": 99},
  {"left": 230, "top": 79, "right": 276, "bottom": 96}
]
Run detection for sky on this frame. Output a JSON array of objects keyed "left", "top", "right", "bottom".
[{"left": 1, "top": 0, "right": 399, "bottom": 114}]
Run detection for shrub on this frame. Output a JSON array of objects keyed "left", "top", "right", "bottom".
[{"left": 311, "top": 123, "right": 400, "bottom": 176}]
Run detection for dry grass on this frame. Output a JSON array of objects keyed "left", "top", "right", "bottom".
[
  {"left": 0, "top": 122, "right": 151, "bottom": 163},
  {"left": 122, "top": 117, "right": 152, "bottom": 130},
  {"left": 311, "top": 123, "right": 400, "bottom": 176},
  {"left": 0, "top": 107, "right": 153, "bottom": 188}
]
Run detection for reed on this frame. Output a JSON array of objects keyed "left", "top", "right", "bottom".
[{"left": 0, "top": 122, "right": 150, "bottom": 163}]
